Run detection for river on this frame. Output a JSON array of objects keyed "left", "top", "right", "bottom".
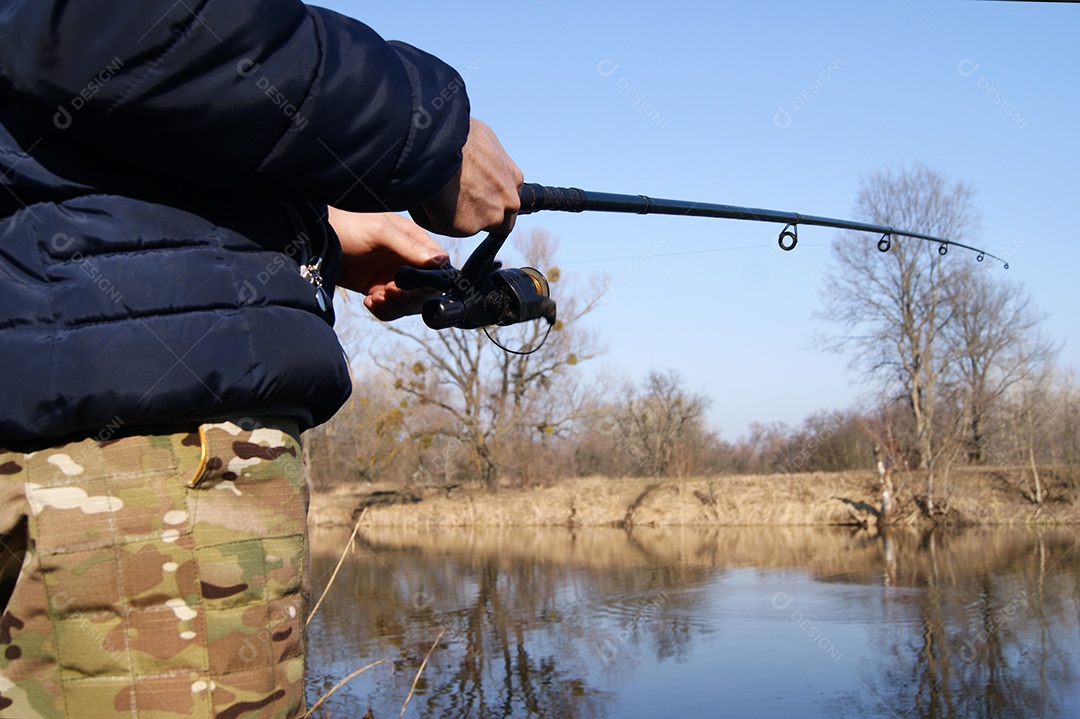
[{"left": 305, "top": 526, "right": 1080, "bottom": 718}]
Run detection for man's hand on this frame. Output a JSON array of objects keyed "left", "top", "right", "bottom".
[
  {"left": 328, "top": 208, "right": 449, "bottom": 321},
  {"left": 409, "top": 118, "right": 523, "bottom": 237}
]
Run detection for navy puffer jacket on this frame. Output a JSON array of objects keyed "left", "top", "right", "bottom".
[{"left": 0, "top": 0, "right": 470, "bottom": 443}]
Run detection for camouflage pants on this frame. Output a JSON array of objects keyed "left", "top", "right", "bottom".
[{"left": 0, "top": 420, "right": 309, "bottom": 718}]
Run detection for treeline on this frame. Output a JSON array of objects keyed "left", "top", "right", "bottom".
[{"left": 304, "top": 366, "right": 1078, "bottom": 491}]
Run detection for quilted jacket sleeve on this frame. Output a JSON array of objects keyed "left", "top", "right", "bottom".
[{"left": 0, "top": 0, "right": 469, "bottom": 210}]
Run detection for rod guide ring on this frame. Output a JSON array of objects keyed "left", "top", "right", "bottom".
[{"left": 778, "top": 224, "right": 798, "bottom": 251}]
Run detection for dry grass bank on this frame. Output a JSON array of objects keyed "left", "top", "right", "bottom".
[{"left": 308, "top": 468, "right": 1080, "bottom": 529}]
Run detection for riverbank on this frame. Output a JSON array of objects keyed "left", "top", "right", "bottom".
[{"left": 308, "top": 467, "right": 1079, "bottom": 528}]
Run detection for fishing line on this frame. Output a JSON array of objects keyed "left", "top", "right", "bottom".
[{"left": 560, "top": 244, "right": 774, "bottom": 266}]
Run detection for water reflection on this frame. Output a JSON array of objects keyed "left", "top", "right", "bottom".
[
  {"left": 306, "top": 526, "right": 1080, "bottom": 718},
  {"left": 839, "top": 529, "right": 1080, "bottom": 719}
]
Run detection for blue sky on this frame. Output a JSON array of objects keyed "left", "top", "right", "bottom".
[{"left": 324, "top": 0, "right": 1079, "bottom": 439}]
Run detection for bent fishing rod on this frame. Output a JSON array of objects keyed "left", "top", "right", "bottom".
[{"left": 395, "top": 183, "right": 1009, "bottom": 336}]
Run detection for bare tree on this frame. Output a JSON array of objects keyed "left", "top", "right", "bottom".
[
  {"left": 987, "top": 360, "right": 1061, "bottom": 504},
  {"left": 821, "top": 164, "right": 981, "bottom": 513},
  {"left": 943, "top": 266, "right": 1056, "bottom": 465},
  {"left": 375, "top": 229, "right": 603, "bottom": 488},
  {"left": 611, "top": 370, "right": 711, "bottom": 479},
  {"left": 1017, "top": 365, "right": 1051, "bottom": 503},
  {"left": 1059, "top": 373, "right": 1080, "bottom": 489}
]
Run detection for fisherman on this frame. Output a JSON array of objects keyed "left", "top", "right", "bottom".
[{"left": 0, "top": 1, "right": 521, "bottom": 716}]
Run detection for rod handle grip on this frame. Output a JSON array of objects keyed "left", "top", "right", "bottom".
[{"left": 518, "top": 183, "right": 586, "bottom": 215}]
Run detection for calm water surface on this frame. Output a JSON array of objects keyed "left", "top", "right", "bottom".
[{"left": 305, "top": 526, "right": 1080, "bottom": 718}]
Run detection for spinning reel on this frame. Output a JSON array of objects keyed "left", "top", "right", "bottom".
[{"left": 394, "top": 230, "right": 557, "bottom": 331}]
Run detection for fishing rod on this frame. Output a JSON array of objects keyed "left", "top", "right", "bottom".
[
  {"left": 518, "top": 184, "right": 1009, "bottom": 266},
  {"left": 395, "top": 183, "right": 1009, "bottom": 336}
]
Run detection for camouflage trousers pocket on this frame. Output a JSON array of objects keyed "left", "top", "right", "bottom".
[{"left": 0, "top": 419, "right": 309, "bottom": 719}]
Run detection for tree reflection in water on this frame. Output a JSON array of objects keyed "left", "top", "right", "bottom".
[
  {"left": 308, "top": 537, "right": 608, "bottom": 718},
  {"left": 307, "top": 526, "right": 1080, "bottom": 719},
  {"left": 841, "top": 529, "right": 1079, "bottom": 719}
]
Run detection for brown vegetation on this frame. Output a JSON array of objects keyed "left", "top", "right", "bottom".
[{"left": 308, "top": 467, "right": 1080, "bottom": 529}]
